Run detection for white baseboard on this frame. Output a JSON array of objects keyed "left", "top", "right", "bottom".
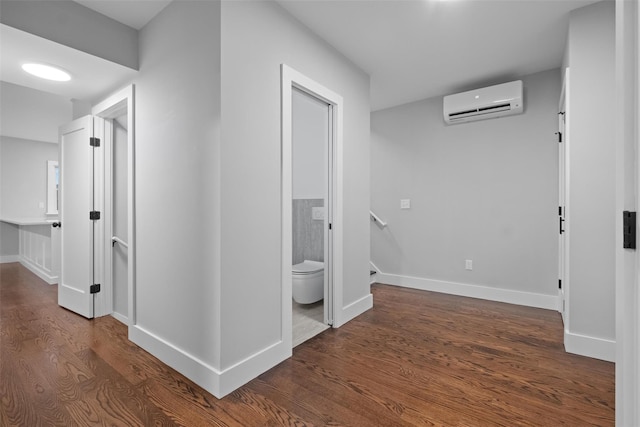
[
  {"left": 19, "top": 257, "right": 58, "bottom": 285},
  {"left": 218, "top": 340, "right": 290, "bottom": 397},
  {"left": 376, "top": 271, "right": 559, "bottom": 311},
  {"left": 129, "top": 325, "right": 222, "bottom": 396},
  {"left": 129, "top": 324, "right": 290, "bottom": 399},
  {"left": 0, "top": 255, "right": 20, "bottom": 264},
  {"left": 111, "top": 311, "right": 129, "bottom": 325},
  {"left": 564, "top": 330, "right": 616, "bottom": 362},
  {"left": 334, "top": 293, "right": 373, "bottom": 328}
]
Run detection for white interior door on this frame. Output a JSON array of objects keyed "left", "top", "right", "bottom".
[
  {"left": 58, "top": 115, "right": 97, "bottom": 318},
  {"left": 324, "top": 103, "right": 334, "bottom": 326}
]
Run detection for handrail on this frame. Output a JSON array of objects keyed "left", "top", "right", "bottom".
[
  {"left": 112, "top": 236, "right": 129, "bottom": 248},
  {"left": 370, "top": 210, "right": 387, "bottom": 228}
]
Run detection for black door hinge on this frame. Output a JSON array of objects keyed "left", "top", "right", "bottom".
[
  {"left": 558, "top": 206, "right": 562, "bottom": 216},
  {"left": 623, "top": 211, "right": 636, "bottom": 249},
  {"left": 559, "top": 217, "right": 565, "bottom": 234},
  {"left": 90, "top": 211, "right": 101, "bottom": 220},
  {"left": 329, "top": 223, "right": 332, "bottom": 230},
  {"left": 90, "top": 137, "right": 100, "bottom": 147},
  {"left": 555, "top": 132, "right": 563, "bottom": 143},
  {"left": 558, "top": 279, "right": 562, "bottom": 289},
  {"left": 90, "top": 284, "right": 101, "bottom": 294}
]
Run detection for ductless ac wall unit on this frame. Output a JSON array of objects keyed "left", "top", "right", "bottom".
[{"left": 443, "top": 80, "right": 523, "bottom": 125}]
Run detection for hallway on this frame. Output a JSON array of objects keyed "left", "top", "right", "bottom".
[{"left": 1, "top": 263, "right": 614, "bottom": 425}]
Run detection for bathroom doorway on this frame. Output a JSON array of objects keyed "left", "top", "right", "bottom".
[
  {"left": 291, "top": 87, "right": 331, "bottom": 346},
  {"left": 281, "top": 64, "right": 344, "bottom": 350}
]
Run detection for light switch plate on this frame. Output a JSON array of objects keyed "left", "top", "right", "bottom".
[{"left": 400, "top": 199, "right": 411, "bottom": 209}]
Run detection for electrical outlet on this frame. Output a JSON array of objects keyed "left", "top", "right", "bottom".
[
  {"left": 465, "top": 259, "right": 473, "bottom": 270},
  {"left": 400, "top": 199, "right": 411, "bottom": 209}
]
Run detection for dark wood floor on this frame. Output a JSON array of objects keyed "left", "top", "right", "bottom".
[{"left": 1, "top": 262, "right": 614, "bottom": 426}]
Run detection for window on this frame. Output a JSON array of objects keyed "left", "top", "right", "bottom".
[{"left": 46, "top": 160, "right": 59, "bottom": 215}]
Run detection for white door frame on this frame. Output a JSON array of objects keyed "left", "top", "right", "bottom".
[
  {"left": 615, "top": 0, "right": 639, "bottom": 424},
  {"left": 91, "top": 85, "right": 136, "bottom": 323},
  {"left": 281, "top": 64, "right": 344, "bottom": 350},
  {"left": 558, "top": 69, "right": 570, "bottom": 324}
]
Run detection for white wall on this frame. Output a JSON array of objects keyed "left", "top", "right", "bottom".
[
  {"left": 220, "top": 0, "right": 371, "bottom": 371},
  {"left": 132, "top": 0, "right": 221, "bottom": 372},
  {"left": 371, "top": 69, "right": 561, "bottom": 308},
  {"left": 0, "top": 222, "right": 19, "bottom": 259},
  {"left": 0, "top": 136, "right": 59, "bottom": 219},
  {"left": 131, "top": 0, "right": 370, "bottom": 399},
  {"left": 564, "top": 1, "right": 616, "bottom": 359},
  {"left": 293, "top": 88, "right": 328, "bottom": 200},
  {"left": 0, "top": 82, "right": 72, "bottom": 143}
]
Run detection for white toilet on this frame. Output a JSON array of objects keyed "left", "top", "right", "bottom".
[{"left": 292, "top": 260, "right": 324, "bottom": 304}]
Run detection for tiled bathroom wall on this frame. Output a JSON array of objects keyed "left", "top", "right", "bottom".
[{"left": 292, "top": 199, "right": 324, "bottom": 265}]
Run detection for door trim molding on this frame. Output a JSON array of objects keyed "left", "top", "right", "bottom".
[
  {"left": 281, "top": 64, "right": 345, "bottom": 348},
  {"left": 92, "top": 85, "right": 135, "bottom": 322}
]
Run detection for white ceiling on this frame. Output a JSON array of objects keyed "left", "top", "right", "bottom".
[
  {"left": 0, "top": 24, "right": 138, "bottom": 103},
  {"left": 74, "top": 0, "right": 171, "bottom": 30},
  {"left": 2, "top": 0, "right": 602, "bottom": 110},
  {"left": 277, "top": 0, "right": 601, "bottom": 111}
]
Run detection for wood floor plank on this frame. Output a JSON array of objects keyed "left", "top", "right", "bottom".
[{"left": 0, "top": 263, "right": 614, "bottom": 426}]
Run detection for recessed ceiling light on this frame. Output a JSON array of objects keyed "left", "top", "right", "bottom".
[{"left": 21, "top": 63, "right": 71, "bottom": 82}]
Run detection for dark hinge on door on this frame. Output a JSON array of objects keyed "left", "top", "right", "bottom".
[
  {"left": 558, "top": 279, "right": 562, "bottom": 289},
  {"left": 559, "top": 217, "right": 565, "bottom": 234},
  {"left": 558, "top": 206, "right": 562, "bottom": 216},
  {"left": 555, "top": 132, "right": 563, "bottom": 143},
  {"left": 623, "top": 211, "right": 636, "bottom": 249},
  {"left": 90, "top": 211, "right": 101, "bottom": 220},
  {"left": 90, "top": 284, "right": 101, "bottom": 294},
  {"left": 89, "top": 137, "right": 101, "bottom": 147}
]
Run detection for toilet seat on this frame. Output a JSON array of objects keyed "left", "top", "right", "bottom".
[{"left": 292, "top": 260, "right": 324, "bottom": 275}]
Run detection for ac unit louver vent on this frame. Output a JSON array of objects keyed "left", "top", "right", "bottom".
[{"left": 443, "top": 81, "right": 523, "bottom": 125}]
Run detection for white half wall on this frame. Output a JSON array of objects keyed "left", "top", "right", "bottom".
[{"left": 371, "top": 69, "right": 561, "bottom": 308}]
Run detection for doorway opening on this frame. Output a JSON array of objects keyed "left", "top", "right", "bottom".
[
  {"left": 93, "top": 86, "right": 135, "bottom": 323},
  {"left": 56, "top": 86, "right": 135, "bottom": 322},
  {"left": 291, "top": 87, "right": 331, "bottom": 346},
  {"left": 281, "top": 64, "right": 344, "bottom": 351}
]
